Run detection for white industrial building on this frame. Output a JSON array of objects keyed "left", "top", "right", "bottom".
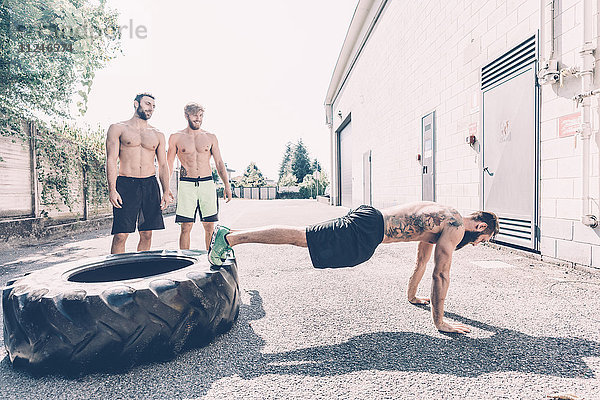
[{"left": 324, "top": 0, "right": 600, "bottom": 268}]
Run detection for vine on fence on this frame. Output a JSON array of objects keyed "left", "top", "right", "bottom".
[
  {"left": 35, "top": 122, "right": 107, "bottom": 213},
  {"left": 76, "top": 126, "right": 109, "bottom": 207}
]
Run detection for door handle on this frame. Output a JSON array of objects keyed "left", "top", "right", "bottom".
[
  {"left": 483, "top": 167, "right": 494, "bottom": 176},
  {"left": 423, "top": 166, "right": 428, "bottom": 174}
]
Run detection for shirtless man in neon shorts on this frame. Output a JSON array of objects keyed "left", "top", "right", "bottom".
[{"left": 167, "top": 102, "right": 232, "bottom": 250}]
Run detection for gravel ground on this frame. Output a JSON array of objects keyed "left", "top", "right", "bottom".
[{"left": 1, "top": 199, "right": 599, "bottom": 399}]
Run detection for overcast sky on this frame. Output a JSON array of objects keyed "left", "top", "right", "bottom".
[{"left": 82, "top": 0, "right": 358, "bottom": 181}]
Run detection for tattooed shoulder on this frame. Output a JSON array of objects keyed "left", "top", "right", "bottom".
[
  {"left": 445, "top": 209, "right": 463, "bottom": 229},
  {"left": 384, "top": 210, "right": 461, "bottom": 239}
]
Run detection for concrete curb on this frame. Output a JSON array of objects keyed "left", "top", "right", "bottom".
[
  {"left": 316, "top": 195, "right": 330, "bottom": 204},
  {"left": 0, "top": 215, "right": 112, "bottom": 249},
  {"left": 0, "top": 208, "right": 177, "bottom": 250},
  {"left": 485, "top": 241, "right": 600, "bottom": 275}
]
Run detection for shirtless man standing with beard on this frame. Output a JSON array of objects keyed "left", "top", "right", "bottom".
[
  {"left": 106, "top": 93, "right": 172, "bottom": 254},
  {"left": 167, "top": 102, "right": 232, "bottom": 250}
]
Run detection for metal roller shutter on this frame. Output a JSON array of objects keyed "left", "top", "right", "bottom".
[{"left": 0, "top": 133, "right": 33, "bottom": 218}]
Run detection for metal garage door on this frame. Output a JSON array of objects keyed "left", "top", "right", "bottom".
[
  {"left": 0, "top": 131, "right": 33, "bottom": 218},
  {"left": 481, "top": 36, "right": 538, "bottom": 250},
  {"left": 339, "top": 122, "right": 353, "bottom": 208}
]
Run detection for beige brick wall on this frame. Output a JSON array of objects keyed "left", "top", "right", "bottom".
[{"left": 329, "top": 0, "right": 600, "bottom": 267}]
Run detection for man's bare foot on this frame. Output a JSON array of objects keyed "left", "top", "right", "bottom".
[
  {"left": 436, "top": 320, "right": 471, "bottom": 334},
  {"left": 409, "top": 296, "right": 430, "bottom": 305}
]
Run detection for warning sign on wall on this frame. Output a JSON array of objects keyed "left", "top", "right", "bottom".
[
  {"left": 468, "top": 122, "right": 477, "bottom": 136},
  {"left": 559, "top": 112, "right": 581, "bottom": 138}
]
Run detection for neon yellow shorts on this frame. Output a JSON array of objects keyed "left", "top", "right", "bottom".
[{"left": 175, "top": 176, "right": 218, "bottom": 223}]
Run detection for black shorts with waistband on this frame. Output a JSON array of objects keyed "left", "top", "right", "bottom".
[
  {"left": 305, "top": 205, "right": 384, "bottom": 268},
  {"left": 111, "top": 175, "right": 165, "bottom": 234}
]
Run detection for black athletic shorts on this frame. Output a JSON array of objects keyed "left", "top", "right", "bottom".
[
  {"left": 111, "top": 175, "right": 165, "bottom": 234},
  {"left": 306, "top": 205, "right": 384, "bottom": 268}
]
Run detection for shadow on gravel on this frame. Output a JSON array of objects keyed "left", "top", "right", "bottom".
[
  {"left": 187, "top": 291, "right": 600, "bottom": 390},
  {"left": 261, "top": 310, "right": 600, "bottom": 379},
  {"left": 0, "top": 290, "right": 598, "bottom": 398}
]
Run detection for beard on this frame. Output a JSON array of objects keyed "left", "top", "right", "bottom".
[
  {"left": 187, "top": 119, "right": 201, "bottom": 130},
  {"left": 455, "top": 230, "right": 485, "bottom": 250},
  {"left": 136, "top": 106, "right": 151, "bottom": 120}
]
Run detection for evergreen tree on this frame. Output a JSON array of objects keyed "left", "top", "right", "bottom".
[
  {"left": 241, "top": 162, "right": 266, "bottom": 187},
  {"left": 278, "top": 141, "right": 293, "bottom": 180},
  {"left": 312, "top": 158, "right": 322, "bottom": 172},
  {"left": 291, "top": 139, "right": 313, "bottom": 183}
]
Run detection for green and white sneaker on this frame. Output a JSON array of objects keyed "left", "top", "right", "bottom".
[{"left": 208, "top": 225, "right": 232, "bottom": 266}]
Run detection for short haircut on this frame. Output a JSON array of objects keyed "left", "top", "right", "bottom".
[
  {"left": 469, "top": 211, "right": 499, "bottom": 237},
  {"left": 134, "top": 93, "right": 155, "bottom": 104},
  {"left": 184, "top": 102, "right": 205, "bottom": 116}
]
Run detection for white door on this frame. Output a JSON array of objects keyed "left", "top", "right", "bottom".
[
  {"left": 482, "top": 65, "right": 537, "bottom": 249},
  {"left": 422, "top": 112, "right": 435, "bottom": 201}
]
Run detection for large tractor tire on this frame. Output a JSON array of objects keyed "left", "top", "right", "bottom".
[{"left": 2, "top": 250, "right": 239, "bottom": 373}]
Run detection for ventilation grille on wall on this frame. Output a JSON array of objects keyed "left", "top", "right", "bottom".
[
  {"left": 497, "top": 216, "right": 532, "bottom": 242},
  {"left": 481, "top": 35, "right": 536, "bottom": 90}
]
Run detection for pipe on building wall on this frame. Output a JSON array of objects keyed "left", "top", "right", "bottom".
[
  {"left": 548, "top": 0, "right": 555, "bottom": 59},
  {"left": 329, "top": 103, "right": 336, "bottom": 205},
  {"left": 539, "top": 0, "right": 555, "bottom": 60},
  {"left": 539, "top": 0, "right": 545, "bottom": 60},
  {"left": 580, "top": 0, "right": 597, "bottom": 227},
  {"left": 538, "top": 0, "right": 559, "bottom": 84}
]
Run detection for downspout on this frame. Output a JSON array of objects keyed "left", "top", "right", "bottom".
[
  {"left": 539, "top": 0, "right": 555, "bottom": 60},
  {"left": 539, "top": 0, "right": 545, "bottom": 61},
  {"left": 580, "top": 0, "right": 597, "bottom": 227},
  {"left": 547, "top": 0, "right": 555, "bottom": 60},
  {"left": 327, "top": 103, "right": 336, "bottom": 205},
  {"left": 538, "top": 0, "right": 559, "bottom": 84}
]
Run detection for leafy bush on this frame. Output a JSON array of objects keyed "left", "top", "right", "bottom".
[
  {"left": 276, "top": 191, "right": 305, "bottom": 199},
  {"left": 1, "top": 0, "right": 121, "bottom": 137},
  {"left": 35, "top": 123, "right": 108, "bottom": 211}
]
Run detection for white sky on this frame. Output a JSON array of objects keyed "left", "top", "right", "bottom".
[{"left": 81, "top": 0, "right": 358, "bottom": 181}]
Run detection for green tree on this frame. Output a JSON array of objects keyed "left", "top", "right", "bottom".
[
  {"left": 291, "top": 139, "right": 313, "bottom": 183},
  {"left": 0, "top": 0, "right": 121, "bottom": 136},
  {"left": 299, "top": 170, "right": 329, "bottom": 198},
  {"left": 312, "top": 158, "right": 322, "bottom": 172},
  {"left": 278, "top": 141, "right": 293, "bottom": 181},
  {"left": 278, "top": 170, "right": 297, "bottom": 186},
  {"left": 316, "top": 170, "right": 329, "bottom": 195},
  {"left": 241, "top": 162, "right": 266, "bottom": 187}
]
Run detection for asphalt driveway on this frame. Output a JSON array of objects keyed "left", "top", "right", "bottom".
[{"left": 0, "top": 199, "right": 599, "bottom": 399}]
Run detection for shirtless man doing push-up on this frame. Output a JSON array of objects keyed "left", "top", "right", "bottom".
[{"left": 208, "top": 202, "right": 498, "bottom": 334}]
